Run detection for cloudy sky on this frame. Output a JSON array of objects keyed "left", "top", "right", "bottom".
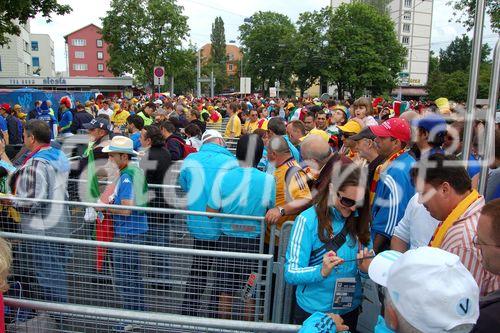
[{"left": 30, "top": 0, "right": 496, "bottom": 72}]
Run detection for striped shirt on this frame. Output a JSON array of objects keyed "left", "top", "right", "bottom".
[{"left": 441, "top": 197, "right": 500, "bottom": 296}]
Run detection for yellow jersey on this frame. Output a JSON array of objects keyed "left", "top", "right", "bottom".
[
  {"left": 111, "top": 109, "right": 130, "bottom": 127},
  {"left": 224, "top": 114, "right": 242, "bottom": 138}
]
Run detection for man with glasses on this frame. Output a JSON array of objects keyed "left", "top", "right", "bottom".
[
  {"left": 368, "top": 118, "right": 415, "bottom": 253},
  {"left": 473, "top": 198, "right": 500, "bottom": 331},
  {"left": 412, "top": 154, "right": 499, "bottom": 296},
  {"left": 243, "top": 109, "right": 260, "bottom": 134}
]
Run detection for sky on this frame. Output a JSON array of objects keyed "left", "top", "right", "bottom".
[{"left": 30, "top": 0, "right": 497, "bottom": 73}]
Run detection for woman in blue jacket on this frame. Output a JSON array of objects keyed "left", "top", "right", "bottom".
[{"left": 285, "top": 163, "right": 372, "bottom": 329}]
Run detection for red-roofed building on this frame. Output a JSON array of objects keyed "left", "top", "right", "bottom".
[{"left": 64, "top": 24, "right": 114, "bottom": 77}]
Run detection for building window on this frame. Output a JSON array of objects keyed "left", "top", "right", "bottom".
[
  {"left": 24, "top": 41, "right": 29, "bottom": 52},
  {"left": 32, "top": 57, "right": 40, "bottom": 67},
  {"left": 97, "top": 51, "right": 104, "bottom": 60},
  {"left": 97, "top": 39, "right": 103, "bottom": 47},
  {"left": 75, "top": 51, "right": 85, "bottom": 59},
  {"left": 72, "top": 39, "right": 86, "bottom": 46},
  {"left": 0, "top": 57, "right": 2, "bottom": 72},
  {"left": 402, "top": 62, "right": 408, "bottom": 70},
  {"left": 403, "top": 23, "right": 411, "bottom": 33},
  {"left": 73, "top": 63, "right": 88, "bottom": 71},
  {"left": 31, "top": 41, "right": 39, "bottom": 51},
  {"left": 97, "top": 63, "right": 104, "bottom": 72},
  {"left": 228, "top": 64, "right": 233, "bottom": 71},
  {"left": 402, "top": 36, "right": 410, "bottom": 45},
  {"left": 227, "top": 53, "right": 234, "bottom": 61},
  {"left": 404, "top": 0, "right": 412, "bottom": 8},
  {"left": 26, "top": 64, "right": 31, "bottom": 75},
  {"left": 403, "top": 11, "right": 411, "bottom": 20}
]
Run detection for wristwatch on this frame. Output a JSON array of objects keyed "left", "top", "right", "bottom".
[{"left": 277, "top": 206, "right": 286, "bottom": 216}]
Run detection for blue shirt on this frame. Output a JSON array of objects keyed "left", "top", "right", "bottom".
[
  {"left": 207, "top": 167, "right": 276, "bottom": 238},
  {"left": 59, "top": 110, "right": 73, "bottom": 134},
  {"left": 130, "top": 132, "right": 141, "bottom": 151},
  {"left": 111, "top": 171, "right": 148, "bottom": 235},
  {"left": 285, "top": 135, "right": 301, "bottom": 162},
  {"left": 371, "top": 152, "right": 415, "bottom": 239},
  {"left": 179, "top": 143, "right": 238, "bottom": 240},
  {"left": 467, "top": 153, "right": 481, "bottom": 178},
  {"left": 285, "top": 206, "right": 370, "bottom": 315},
  {"left": 0, "top": 116, "right": 6, "bottom": 132}
]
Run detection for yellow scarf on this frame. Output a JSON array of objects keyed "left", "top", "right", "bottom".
[
  {"left": 429, "top": 189, "right": 480, "bottom": 248},
  {"left": 369, "top": 149, "right": 406, "bottom": 206}
]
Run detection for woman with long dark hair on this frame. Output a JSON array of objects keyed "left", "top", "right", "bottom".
[{"left": 285, "top": 162, "right": 372, "bottom": 329}]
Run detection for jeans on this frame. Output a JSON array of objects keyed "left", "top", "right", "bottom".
[
  {"left": 113, "top": 233, "right": 145, "bottom": 311},
  {"left": 31, "top": 241, "right": 68, "bottom": 303}
]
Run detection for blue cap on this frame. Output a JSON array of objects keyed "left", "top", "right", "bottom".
[
  {"left": 412, "top": 113, "right": 446, "bottom": 134},
  {"left": 40, "top": 101, "right": 50, "bottom": 112}
]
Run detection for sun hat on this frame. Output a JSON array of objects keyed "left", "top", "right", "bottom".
[{"left": 102, "top": 135, "right": 138, "bottom": 155}]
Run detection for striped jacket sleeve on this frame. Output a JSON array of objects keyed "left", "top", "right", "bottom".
[
  {"left": 285, "top": 214, "right": 324, "bottom": 285},
  {"left": 372, "top": 174, "right": 405, "bottom": 238}
]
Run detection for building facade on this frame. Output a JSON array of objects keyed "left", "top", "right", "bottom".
[
  {"left": 64, "top": 24, "right": 113, "bottom": 77},
  {"left": 0, "top": 21, "right": 32, "bottom": 77},
  {"left": 330, "top": 0, "right": 433, "bottom": 88},
  {"left": 30, "top": 33, "right": 56, "bottom": 77},
  {"left": 200, "top": 43, "right": 242, "bottom": 76}
]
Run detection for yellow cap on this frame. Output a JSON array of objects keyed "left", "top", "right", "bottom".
[
  {"left": 435, "top": 97, "right": 450, "bottom": 114},
  {"left": 300, "top": 128, "right": 330, "bottom": 143},
  {"left": 337, "top": 120, "right": 362, "bottom": 134},
  {"left": 286, "top": 103, "right": 294, "bottom": 110}
]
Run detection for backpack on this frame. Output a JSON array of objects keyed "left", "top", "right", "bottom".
[{"left": 171, "top": 137, "right": 197, "bottom": 159}]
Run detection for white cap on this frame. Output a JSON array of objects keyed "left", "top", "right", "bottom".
[
  {"left": 368, "top": 247, "right": 479, "bottom": 333},
  {"left": 153, "top": 99, "right": 163, "bottom": 105},
  {"left": 201, "top": 129, "right": 224, "bottom": 144}
]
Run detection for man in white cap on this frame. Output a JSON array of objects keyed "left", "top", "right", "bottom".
[
  {"left": 369, "top": 247, "right": 480, "bottom": 333},
  {"left": 179, "top": 129, "right": 238, "bottom": 316},
  {"left": 100, "top": 135, "right": 148, "bottom": 329}
]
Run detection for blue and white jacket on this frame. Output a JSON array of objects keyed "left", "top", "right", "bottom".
[
  {"left": 371, "top": 152, "right": 415, "bottom": 240},
  {"left": 179, "top": 143, "right": 238, "bottom": 240},
  {"left": 285, "top": 206, "right": 369, "bottom": 315}
]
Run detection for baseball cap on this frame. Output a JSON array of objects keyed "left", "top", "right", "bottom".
[
  {"left": 300, "top": 128, "right": 330, "bottom": 143},
  {"left": 350, "top": 127, "right": 376, "bottom": 141},
  {"left": 0, "top": 103, "right": 10, "bottom": 112},
  {"left": 83, "top": 118, "right": 112, "bottom": 132},
  {"left": 369, "top": 247, "right": 479, "bottom": 333},
  {"left": 337, "top": 120, "right": 362, "bottom": 135},
  {"left": 201, "top": 129, "right": 223, "bottom": 144},
  {"left": 369, "top": 118, "right": 411, "bottom": 143},
  {"left": 412, "top": 113, "right": 447, "bottom": 134}
]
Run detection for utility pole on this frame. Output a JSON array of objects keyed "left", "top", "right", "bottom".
[
  {"left": 210, "top": 69, "right": 214, "bottom": 98},
  {"left": 170, "top": 76, "right": 174, "bottom": 96},
  {"left": 197, "top": 49, "right": 201, "bottom": 97}
]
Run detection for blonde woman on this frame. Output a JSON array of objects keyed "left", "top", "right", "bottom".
[{"left": 0, "top": 238, "right": 12, "bottom": 333}]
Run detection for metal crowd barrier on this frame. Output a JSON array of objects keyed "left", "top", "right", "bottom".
[{"left": 0, "top": 196, "right": 278, "bottom": 332}]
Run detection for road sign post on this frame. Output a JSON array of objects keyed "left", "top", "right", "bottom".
[{"left": 153, "top": 66, "right": 165, "bottom": 95}]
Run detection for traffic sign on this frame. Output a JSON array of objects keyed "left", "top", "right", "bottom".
[{"left": 153, "top": 66, "right": 165, "bottom": 86}]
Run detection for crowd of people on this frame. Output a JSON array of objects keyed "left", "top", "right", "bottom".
[{"left": 0, "top": 92, "right": 498, "bottom": 332}]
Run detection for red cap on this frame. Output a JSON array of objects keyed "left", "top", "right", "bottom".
[
  {"left": 1, "top": 103, "right": 10, "bottom": 112},
  {"left": 60, "top": 96, "right": 71, "bottom": 108},
  {"left": 369, "top": 118, "right": 411, "bottom": 143}
]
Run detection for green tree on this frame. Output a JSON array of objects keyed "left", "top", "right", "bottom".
[
  {"left": 293, "top": 8, "right": 332, "bottom": 96},
  {"left": 438, "top": 34, "right": 491, "bottom": 73},
  {"left": 448, "top": 0, "right": 499, "bottom": 33},
  {"left": 324, "top": 3, "right": 406, "bottom": 99},
  {"left": 359, "top": 0, "right": 391, "bottom": 14},
  {"left": 427, "top": 63, "right": 492, "bottom": 102},
  {"left": 210, "top": 17, "right": 227, "bottom": 94},
  {"left": 173, "top": 46, "right": 197, "bottom": 95},
  {"left": 429, "top": 50, "right": 440, "bottom": 75},
  {"left": 101, "top": 0, "right": 189, "bottom": 86},
  {"left": 0, "top": 0, "right": 71, "bottom": 45},
  {"left": 239, "top": 11, "right": 297, "bottom": 95}
]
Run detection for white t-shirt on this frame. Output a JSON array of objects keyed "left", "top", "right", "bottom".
[
  {"left": 98, "top": 108, "right": 113, "bottom": 118},
  {"left": 393, "top": 193, "right": 440, "bottom": 249},
  {"left": 186, "top": 137, "right": 202, "bottom": 151}
]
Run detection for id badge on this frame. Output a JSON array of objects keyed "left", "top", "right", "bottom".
[{"left": 332, "top": 277, "right": 356, "bottom": 309}]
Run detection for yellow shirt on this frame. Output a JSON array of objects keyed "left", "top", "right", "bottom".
[
  {"left": 225, "top": 114, "right": 242, "bottom": 138},
  {"left": 266, "top": 158, "right": 312, "bottom": 243},
  {"left": 111, "top": 110, "right": 130, "bottom": 126}
]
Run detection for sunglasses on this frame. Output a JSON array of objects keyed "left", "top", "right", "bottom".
[{"left": 337, "top": 192, "right": 358, "bottom": 208}]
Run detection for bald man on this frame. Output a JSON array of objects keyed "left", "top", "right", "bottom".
[{"left": 265, "top": 134, "right": 351, "bottom": 224}]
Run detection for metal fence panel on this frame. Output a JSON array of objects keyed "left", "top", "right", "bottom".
[{"left": 272, "top": 221, "right": 294, "bottom": 324}]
